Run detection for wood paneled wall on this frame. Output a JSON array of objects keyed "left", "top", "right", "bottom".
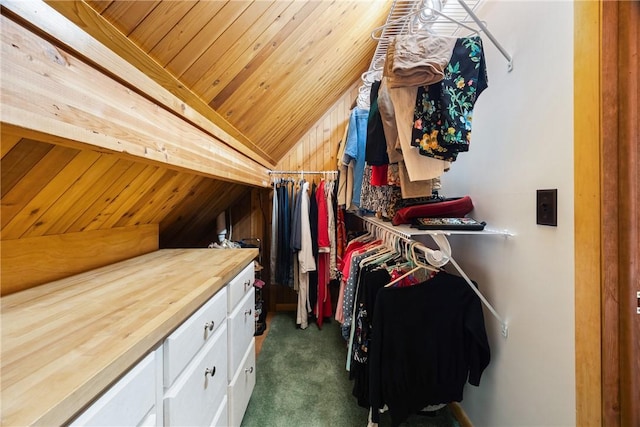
[
  {"left": 0, "top": 136, "right": 251, "bottom": 294},
  {"left": 1, "top": 225, "right": 158, "bottom": 295},
  {"left": 266, "top": 83, "right": 360, "bottom": 311},
  {"left": 0, "top": 6, "right": 271, "bottom": 295},
  {"left": 0, "top": 3, "right": 364, "bottom": 303},
  {"left": 276, "top": 84, "right": 359, "bottom": 173}
]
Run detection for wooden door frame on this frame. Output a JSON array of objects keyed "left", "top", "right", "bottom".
[
  {"left": 575, "top": 2, "right": 639, "bottom": 426},
  {"left": 600, "top": 1, "right": 639, "bottom": 425}
]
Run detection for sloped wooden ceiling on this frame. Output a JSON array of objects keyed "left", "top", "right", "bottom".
[
  {"left": 49, "top": 0, "right": 392, "bottom": 165},
  {"left": 1, "top": 136, "right": 250, "bottom": 248},
  {"left": 1, "top": 0, "right": 392, "bottom": 292}
]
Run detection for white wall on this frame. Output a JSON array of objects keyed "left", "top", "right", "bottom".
[{"left": 438, "top": 1, "right": 575, "bottom": 426}]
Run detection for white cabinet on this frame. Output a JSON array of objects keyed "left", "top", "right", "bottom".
[
  {"left": 163, "top": 288, "right": 227, "bottom": 387},
  {"left": 227, "top": 289, "right": 256, "bottom": 381},
  {"left": 163, "top": 323, "right": 228, "bottom": 427},
  {"left": 228, "top": 340, "right": 256, "bottom": 427},
  {"left": 69, "top": 259, "right": 256, "bottom": 427},
  {"left": 227, "top": 262, "right": 255, "bottom": 312},
  {"left": 70, "top": 351, "right": 157, "bottom": 427},
  {"left": 226, "top": 261, "right": 256, "bottom": 426},
  {"left": 164, "top": 258, "right": 256, "bottom": 427},
  {"left": 210, "top": 396, "right": 229, "bottom": 427}
]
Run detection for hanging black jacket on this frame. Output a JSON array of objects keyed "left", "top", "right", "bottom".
[{"left": 369, "top": 271, "right": 491, "bottom": 426}]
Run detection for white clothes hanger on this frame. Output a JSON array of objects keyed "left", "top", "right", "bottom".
[
  {"left": 385, "top": 241, "right": 438, "bottom": 287},
  {"left": 371, "top": 1, "right": 479, "bottom": 41},
  {"left": 361, "top": 0, "right": 513, "bottom": 106}
]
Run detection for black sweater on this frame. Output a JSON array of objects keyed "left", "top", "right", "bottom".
[{"left": 369, "top": 271, "right": 491, "bottom": 426}]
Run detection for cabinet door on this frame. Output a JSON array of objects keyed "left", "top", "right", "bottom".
[
  {"left": 227, "top": 288, "right": 255, "bottom": 382},
  {"left": 70, "top": 351, "right": 156, "bottom": 426},
  {"left": 227, "top": 262, "right": 254, "bottom": 313},
  {"left": 163, "top": 323, "right": 228, "bottom": 427},
  {"left": 164, "top": 288, "right": 227, "bottom": 387},
  {"left": 228, "top": 340, "right": 256, "bottom": 427},
  {"left": 210, "top": 396, "right": 228, "bottom": 427}
]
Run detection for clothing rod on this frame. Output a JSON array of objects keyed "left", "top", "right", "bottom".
[
  {"left": 370, "top": 3, "right": 479, "bottom": 40},
  {"left": 370, "top": 221, "right": 412, "bottom": 241},
  {"left": 359, "top": 214, "right": 509, "bottom": 338},
  {"left": 269, "top": 170, "right": 338, "bottom": 175}
]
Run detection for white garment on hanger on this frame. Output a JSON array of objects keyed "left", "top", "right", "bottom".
[
  {"left": 296, "top": 181, "right": 315, "bottom": 329},
  {"left": 298, "top": 182, "right": 316, "bottom": 273}
]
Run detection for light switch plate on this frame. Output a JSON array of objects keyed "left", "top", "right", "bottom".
[{"left": 536, "top": 189, "right": 557, "bottom": 226}]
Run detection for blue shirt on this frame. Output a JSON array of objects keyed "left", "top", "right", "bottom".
[{"left": 343, "top": 107, "right": 369, "bottom": 208}]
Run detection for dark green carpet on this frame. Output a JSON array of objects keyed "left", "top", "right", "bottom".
[{"left": 241, "top": 312, "right": 460, "bottom": 427}]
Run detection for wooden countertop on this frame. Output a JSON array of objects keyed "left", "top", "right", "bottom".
[{"left": 1, "top": 248, "right": 258, "bottom": 426}]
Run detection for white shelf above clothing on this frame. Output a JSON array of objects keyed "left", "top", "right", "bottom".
[
  {"left": 359, "top": 214, "right": 513, "bottom": 240},
  {"left": 357, "top": 213, "right": 510, "bottom": 338}
]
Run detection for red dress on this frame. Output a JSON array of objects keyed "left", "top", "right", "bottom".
[{"left": 315, "top": 180, "right": 332, "bottom": 328}]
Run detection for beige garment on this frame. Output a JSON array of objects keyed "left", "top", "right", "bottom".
[
  {"left": 336, "top": 123, "right": 350, "bottom": 207},
  {"left": 387, "top": 34, "right": 457, "bottom": 88},
  {"left": 387, "top": 84, "right": 450, "bottom": 181},
  {"left": 345, "top": 161, "right": 356, "bottom": 212},
  {"left": 377, "top": 77, "right": 403, "bottom": 164},
  {"left": 296, "top": 271, "right": 310, "bottom": 329},
  {"left": 383, "top": 42, "right": 450, "bottom": 182},
  {"left": 381, "top": 76, "right": 438, "bottom": 198},
  {"left": 338, "top": 160, "right": 356, "bottom": 211},
  {"left": 398, "top": 161, "right": 433, "bottom": 199},
  {"left": 336, "top": 121, "right": 349, "bottom": 163},
  {"left": 337, "top": 162, "right": 348, "bottom": 207}
]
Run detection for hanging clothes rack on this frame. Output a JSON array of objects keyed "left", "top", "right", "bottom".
[
  {"left": 370, "top": 1, "right": 480, "bottom": 41},
  {"left": 269, "top": 170, "right": 338, "bottom": 183},
  {"left": 360, "top": 214, "right": 509, "bottom": 338},
  {"left": 358, "top": 0, "right": 513, "bottom": 109},
  {"left": 269, "top": 170, "right": 338, "bottom": 176}
]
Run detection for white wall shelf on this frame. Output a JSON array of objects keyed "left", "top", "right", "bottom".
[
  {"left": 359, "top": 214, "right": 513, "bottom": 240},
  {"left": 358, "top": 214, "right": 511, "bottom": 338}
]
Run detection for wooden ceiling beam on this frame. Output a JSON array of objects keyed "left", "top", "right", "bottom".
[
  {"left": 1, "top": 0, "right": 276, "bottom": 169},
  {"left": 0, "top": 11, "right": 270, "bottom": 188}
]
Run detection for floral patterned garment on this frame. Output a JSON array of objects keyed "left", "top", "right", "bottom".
[{"left": 411, "top": 36, "right": 488, "bottom": 162}]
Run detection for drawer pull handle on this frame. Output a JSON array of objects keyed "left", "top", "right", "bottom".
[
  {"left": 245, "top": 366, "right": 254, "bottom": 374},
  {"left": 204, "top": 321, "right": 215, "bottom": 331},
  {"left": 244, "top": 280, "right": 251, "bottom": 291},
  {"left": 205, "top": 366, "right": 216, "bottom": 377},
  {"left": 244, "top": 309, "right": 252, "bottom": 316}
]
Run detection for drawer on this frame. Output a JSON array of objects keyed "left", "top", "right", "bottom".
[
  {"left": 227, "top": 262, "right": 255, "bottom": 312},
  {"left": 139, "top": 408, "right": 156, "bottom": 427},
  {"left": 164, "top": 288, "right": 227, "bottom": 387},
  {"left": 228, "top": 340, "right": 256, "bottom": 427},
  {"left": 227, "top": 289, "right": 255, "bottom": 381},
  {"left": 210, "top": 396, "right": 228, "bottom": 427},
  {"left": 70, "top": 351, "right": 156, "bottom": 426},
  {"left": 164, "top": 323, "right": 228, "bottom": 427}
]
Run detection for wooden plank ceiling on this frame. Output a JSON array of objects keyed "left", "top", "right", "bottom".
[
  {"left": 1, "top": 0, "right": 391, "bottom": 253},
  {"left": 71, "top": 0, "right": 391, "bottom": 165},
  {"left": 0, "top": 136, "right": 250, "bottom": 248}
]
